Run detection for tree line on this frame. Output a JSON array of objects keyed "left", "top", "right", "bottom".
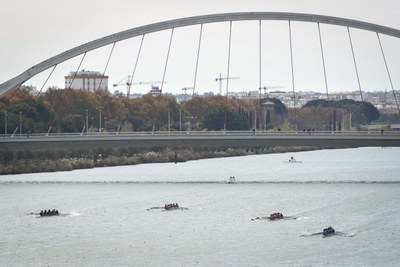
[{"left": 0, "top": 87, "right": 383, "bottom": 135}]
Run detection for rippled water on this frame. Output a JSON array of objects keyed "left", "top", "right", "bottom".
[{"left": 1, "top": 147, "right": 399, "bottom": 266}]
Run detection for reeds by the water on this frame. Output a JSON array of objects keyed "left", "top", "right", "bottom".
[{"left": 0, "top": 146, "right": 317, "bottom": 175}]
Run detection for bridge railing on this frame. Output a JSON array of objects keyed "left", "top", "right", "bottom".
[{"left": 1, "top": 130, "right": 399, "bottom": 139}]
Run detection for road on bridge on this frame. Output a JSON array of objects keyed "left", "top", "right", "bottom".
[{"left": 1, "top": 131, "right": 399, "bottom": 150}]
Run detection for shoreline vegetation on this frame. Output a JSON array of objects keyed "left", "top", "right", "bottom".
[{"left": 0, "top": 146, "right": 322, "bottom": 175}]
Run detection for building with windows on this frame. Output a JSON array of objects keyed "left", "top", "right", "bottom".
[{"left": 64, "top": 70, "right": 108, "bottom": 92}]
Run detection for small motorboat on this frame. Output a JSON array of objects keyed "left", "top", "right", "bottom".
[
  {"left": 323, "top": 227, "right": 335, "bottom": 237},
  {"left": 268, "top": 212, "right": 284, "bottom": 220}
]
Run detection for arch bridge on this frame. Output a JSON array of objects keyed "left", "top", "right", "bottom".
[{"left": 1, "top": 11, "right": 400, "bottom": 109}]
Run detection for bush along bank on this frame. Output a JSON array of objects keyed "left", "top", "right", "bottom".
[{"left": 0, "top": 146, "right": 321, "bottom": 175}]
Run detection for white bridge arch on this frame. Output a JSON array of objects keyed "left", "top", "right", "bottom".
[{"left": 1, "top": 11, "right": 400, "bottom": 97}]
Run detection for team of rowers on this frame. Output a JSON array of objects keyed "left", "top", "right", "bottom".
[
  {"left": 164, "top": 203, "right": 179, "bottom": 210},
  {"left": 36, "top": 206, "right": 337, "bottom": 237},
  {"left": 252, "top": 212, "right": 285, "bottom": 221},
  {"left": 40, "top": 209, "right": 59, "bottom": 216},
  {"left": 323, "top": 226, "right": 335, "bottom": 236}
]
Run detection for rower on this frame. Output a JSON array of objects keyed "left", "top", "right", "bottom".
[{"left": 323, "top": 227, "right": 335, "bottom": 236}]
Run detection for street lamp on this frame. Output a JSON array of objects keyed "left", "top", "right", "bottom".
[
  {"left": 168, "top": 109, "right": 170, "bottom": 134},
  {"left": 4, "top": 111, "right": 7, "bottom": 137},
  {"left": 19, "top": 111, "right": 22, "bottom": 136},
  {"left": 98, "top": 108, "right": 102, "bottom": 133},
  {"left": 104, "top": 117, "right": 106, "bottom": 132},
  {"left": 85, "top": 109, "right": 88, "bottom": 135},
  {"left": 254, "top": 109, "right": 257, "bottom": 131},
  {"left": 179, "top": 108, "right": 182, "bottom": 132}
]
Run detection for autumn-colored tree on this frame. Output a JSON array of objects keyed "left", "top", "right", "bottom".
[{"left": 0, "top": 88, "right": 55, "bottom": 134}]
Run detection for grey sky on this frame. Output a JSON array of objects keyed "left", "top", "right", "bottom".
[{"left": 1, "top": 0, "right": 399, "bottom": 95}]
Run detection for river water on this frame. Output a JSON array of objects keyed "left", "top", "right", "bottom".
[{"left": 1, "top": 147, "right": 399, "bottom": 266}]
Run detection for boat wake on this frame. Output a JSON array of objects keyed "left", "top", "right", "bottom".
[
  {"left": 301, "top": 231, "right": 355, "bottom": 238},
  {"left": 251, "top": 216, "right": 299, "bottom": 221},
  {"left": 147, "top": 206, "right": 189, "bottom": 211},
  {"left": 4, "top": 180, "right": 400, "bottom": 185},
  {"left": 27, "top": 212, "right": 71, "bottom": 218}
]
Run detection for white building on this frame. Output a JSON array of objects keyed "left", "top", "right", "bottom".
[{"left": 65, "top": 70, "right": 108, "bottom": 92}]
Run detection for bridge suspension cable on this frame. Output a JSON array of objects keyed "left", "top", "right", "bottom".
[
  {"left": 192, "top": 24, "right": 203, "bottom": 96},
  {"left": 376, "top": 33, "right": 400, "bottom": 114},
  {"left": 97, "top": 42, "right": 116, "bottom": 92},
  {"left": 160, "top": 28, "right": 174, "bottom": 95},
  {"left": 226, "top": 21, "right": 233, "bottom": 100},
  {"left": 67, "top": 52, "right": 87, "bottom": 90},
  {"left": 347, "top": 27, "right": 364, "bottom": 101},
  {"left": 259, "top": 20, "right": 262, "bottom": 96},
  {"left": 288, "top": 20, "right": 297, "bottom": 131},
  {"left": 317, "top": 23, "right": 329, "bottom": 100},
  {"left": 37, "top": 64, "right": 57, "bottom": 95},
  {"left": 128, "top": 34, "right": 145, "bottom": 97}
]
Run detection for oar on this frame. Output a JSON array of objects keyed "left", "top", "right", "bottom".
[
  {"left": 300, "top": 232, "right": 323, "bottom": 237},
  {"left": 147, "top": 207, "right": 164, "bottom": 211}
]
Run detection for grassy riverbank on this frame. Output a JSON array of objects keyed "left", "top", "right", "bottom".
[{"left": 0, "top": 146, "right": 320, "bottom": 175}]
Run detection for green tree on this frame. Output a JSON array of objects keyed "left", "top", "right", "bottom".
[
  {"left": 204, "top": 106, "right": 249, "bottom": 130},
  {"left": 61, "top": 114, "right": 84, "bottom": 133}
]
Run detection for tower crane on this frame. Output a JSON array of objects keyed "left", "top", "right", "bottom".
[
  {"left": 215, "top": 73, "right": 240, "bottom": 95},
  {"left": 113, "top": 76, "right": 165, "bottom": 97}
]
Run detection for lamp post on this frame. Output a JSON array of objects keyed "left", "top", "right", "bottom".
[
  {"left": 179, "top": 108, "right": 182, "bottom": 132},
  {"left": 254, "top": 110, "right": 257, "bottom": 131},
  {"left": 85, "top": 109, "right": 88, "bottom": 135},
  {"left": 168, "top": 109, "right": 170, "bottom": 134},
  {"left": 4, "top": 111, "right": 7, "bottom": 137},
  {"left": 104, "top": 117, "right": 106, "bottom": 132},
  {"left": 264, "top": 107, "right": 267, "bottom": 131},
  {"left": 98, "top": 108, "right": 102, "bottom": 133},
  {"left": 19, "top": 111, "right": 22, "bottom": 136}
]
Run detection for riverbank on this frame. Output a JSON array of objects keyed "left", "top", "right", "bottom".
[{"left": 0, "top": 146, "right": 321, "bottom": 175}]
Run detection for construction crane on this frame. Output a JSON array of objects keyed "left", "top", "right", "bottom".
[
  {"left": 215, "top": 73, "right": 240, "bottom": 95},
  {"left": 113, "top": 76, "right": 165, "bottom": 97},
  {"left": 113, "top": 76, "right": 132, "bottom": 96}
]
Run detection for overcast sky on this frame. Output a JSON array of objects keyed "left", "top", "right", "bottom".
[{"left": 1, "top": 0, "right": 400, "bottom": 95}]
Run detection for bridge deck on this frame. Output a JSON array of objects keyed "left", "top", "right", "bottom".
[{"left": 1, "top": 131, "right": 399, "bottom": 150}]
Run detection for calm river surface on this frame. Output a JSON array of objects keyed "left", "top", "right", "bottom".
[{"left": 1, "top": 147, "right": 399, "bottom": 266}]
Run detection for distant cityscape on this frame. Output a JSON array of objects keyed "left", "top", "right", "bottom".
[{"left": 25, "top": 69, "right": 400, "bottom": 113}]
